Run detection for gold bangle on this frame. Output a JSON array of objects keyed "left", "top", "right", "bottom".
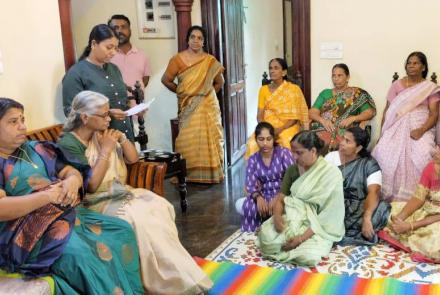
[
  {"left": 118, "top": 134, "right": 128, "bottom": 144},
  {"left": 410, "top": 222, "right": 414, "bottom": 232},
  {"left": 98, "top": 154, "right": 110, "bottom": 162}
]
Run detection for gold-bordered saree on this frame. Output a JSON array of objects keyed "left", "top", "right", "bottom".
[{"left": 173, "top": 54, "right": 225, "bottom": 183}]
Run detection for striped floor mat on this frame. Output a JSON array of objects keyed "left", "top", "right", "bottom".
[{"left": 196, "top": 257, "right": 440, "bottom": 295}]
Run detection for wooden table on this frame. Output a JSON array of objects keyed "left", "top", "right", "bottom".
[{"left": 142, "top": 150, "right": 188, "bottom": 213}]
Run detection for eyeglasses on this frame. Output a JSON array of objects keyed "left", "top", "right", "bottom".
[{"left": 91, "top": 112, "right": 110, "bottom": 118}]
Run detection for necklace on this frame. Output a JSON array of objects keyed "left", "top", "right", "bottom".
[
  {"left": 405, "top": 77, "right": 423, "bottom": 88},
  {"left": 334, "top": 86, "right": 350, "bottom": 97},
  {"left": 0, "top": 147, "right": 39, "bottom": 169}
]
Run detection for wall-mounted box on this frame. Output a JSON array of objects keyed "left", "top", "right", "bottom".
[{"left": 136, "top": 0, "right": 175, "bottom": 39}]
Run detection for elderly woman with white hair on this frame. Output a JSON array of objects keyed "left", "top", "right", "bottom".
[{"left": 57, "top": 90, "right": 212, "bottom": 295}]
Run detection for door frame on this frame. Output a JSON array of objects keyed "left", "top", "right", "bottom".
[
  {"left": 201, "top": 0, "right": 241, "bottom": 166},
  {"left": 289, "top": 0, "right": 311, "bottom": 105}
]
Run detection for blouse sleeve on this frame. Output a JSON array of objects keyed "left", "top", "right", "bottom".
[
  {"left": 280, "top": 165, "right": 296, "bottom": 196},
  {"left": 0, "top": 160, "right": 5, "bottom": 190},
  {"left": 386, "top": 81, "right": 401, "bottom": 103},
  {"left": 257, "top": 86, "right": 267, "bottom": 109},
  {"left": 245, "top": 155, "right": 260, "bottom": 197},
  {"left": 312, "top": 89, "right": 329, "bottom": 110},
  {"left": 428, "top": 91, "right": 440, "bottom": 104},
  {"left": 62, "top": 67, "right": 85, "bottom": 116},
  {"left": 163, "top": 55, "right": 181, "bottom": 80},
  {"left": 414, "top": 162, "right": 433, "bottom": 201},
  {"left": 57, "top": 135, "right": 89, "bottom": 167}
]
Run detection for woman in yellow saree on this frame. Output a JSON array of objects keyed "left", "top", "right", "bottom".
[
  {"left": 245, "top": 58, "right": 309, "bottom": 159},
  {"left": 162, "top": 26, "right": 225, "bottom": 183}
]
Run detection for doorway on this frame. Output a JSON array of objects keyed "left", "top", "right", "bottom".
[
  {"left": 201, "top": 0, "right": 247, "bottom": 167},
  {"left": 283, "top": 0, "right": 311, "bottom": 106}
]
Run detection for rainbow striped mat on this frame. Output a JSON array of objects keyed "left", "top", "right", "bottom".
[{"left": 195, "top": 257, "right": 440, "bottom": 295}]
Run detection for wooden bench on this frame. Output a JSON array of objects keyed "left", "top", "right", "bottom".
[{"left": 27, "top": 124, "right": 167, "bottom": 196}]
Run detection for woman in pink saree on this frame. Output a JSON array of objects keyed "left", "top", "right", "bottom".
[{"left": 373, "top": 52, "right": 440, "bottom": 201}]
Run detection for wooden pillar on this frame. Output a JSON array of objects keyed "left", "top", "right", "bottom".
[
  {"left": 172, "top": 0, "right": 194, "bottom": 51},
  {"left": 58, "top": 0, "right": 76, "bottom": 71}
]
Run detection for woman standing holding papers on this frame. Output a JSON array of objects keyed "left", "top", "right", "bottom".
[{"left": 63, "top": 24, "right": 136, "bottom": 141}]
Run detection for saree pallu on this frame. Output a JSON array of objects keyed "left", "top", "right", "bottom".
[
  {"left": 311, "top": 87, "right": 375, "bottom": 151},
  {"left": 82, "top": 134, "right": 213, "bottom": 294},
  {"left": 0, "top": 141, "right": 143, "bottom": 295},
  {"left": 245, "top": 81, "right": 309, "bottom": 159},
  {"left": 381, "top": 161, "right": 440, "bottom": 261},
  {"left": 372, "top": 81, "right": 440, "bottom": 201},
  {"left": 338, "top": 157, "right": 390, "bottom": 246},
  {"left": 0, "top": 203, "right": 75, "bottom": 278},
  {"left": 257, "top": 157, "right": 345, "bottom": 266},
  {"left": 175, "top": 54, "right": 224, "bottom": 183}
]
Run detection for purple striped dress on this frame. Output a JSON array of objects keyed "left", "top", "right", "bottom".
[{"left": 241, "top": 146, "right": 294, "bottom": 232}]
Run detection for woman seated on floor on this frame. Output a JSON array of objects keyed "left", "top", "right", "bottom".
[
  {"left": 257, "top": 131, "right": 345, "bottom": 266},
  {"left": 57, "top": 91, "right": 212, "bottom": 294},
  {"left": 309, "top": 63, "right": 376, "bottom": 151},
  {"left": 379, "top": 147, "right": 440, "bottom": 263},
  {"left": 0, "top": 98, "right": 143, "bottom": 294},
  {"left": 324, "top": 127, "right": 390, "bottom": 245},
  {"left": 236, "top": 122, "right": 294, "bottom": 232},
  {"left": 245, "top": 58, "right": 309, "bottom": 159}
]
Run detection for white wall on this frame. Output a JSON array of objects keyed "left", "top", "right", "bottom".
[
  {"left": 71, "top": 0, "right": 201, "bottom": 150},
  {"left": 71, "top": 0, "right": 281, "bottom": 147},
  {"left": 0, "top": 1, "right": 65, "bottom": 129},
  {"left": 243, "top": 0, "right": 284, "bottom": 136},
  {"left": 311, "top": 0, "right": 440, "bottom": 144}
]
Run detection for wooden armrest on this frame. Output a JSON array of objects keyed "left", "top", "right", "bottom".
[
  {"left": 26, "top": 124, "right": 64, "bottom": 142},
  {"left": 127, "top": 161, "right": 167, "bottom": 197}
]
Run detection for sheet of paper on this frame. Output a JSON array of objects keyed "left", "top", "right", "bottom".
[{"left": 125, "top": 98, "right": 155, "bottom": 116}]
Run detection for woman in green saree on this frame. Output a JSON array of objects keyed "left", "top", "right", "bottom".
[
  {"left": 0, "top": 98, "right": 143, "bottom": 294},
  {"left": 309, "top": 63, "right": 376, "bottom": 151},
  {"left": 258, "top": 131, "right": 345, "bottom": 266}
]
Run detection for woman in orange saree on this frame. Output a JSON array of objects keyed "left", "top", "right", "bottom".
[
  {"left": 245, "top": 58, "right": 309, "bottom": 159},
  {"left": 162, "top": 26, "right": 225, "bottom": 183}
]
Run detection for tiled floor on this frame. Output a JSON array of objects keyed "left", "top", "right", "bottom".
[{"left": 164, "top": 159, "right": 245, "bottom": 257}]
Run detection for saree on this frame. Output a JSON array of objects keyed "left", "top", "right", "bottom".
[
  {"left": 0, "top": 141, "right": 143, "bottom": 295},
  {"left": 58, "top": 132, "right": 213, "bottom": 295},
  {"left": 334, "top": 155, "right": 390, "bottom": 245},
  {"left": 381, "top": 161, "right": 440, "bottom": 261},
  {"left": 311, "top": 87, "right": 375, "bottom": 150},
  {"left": 170, "top": 54, "right": 224, "bottom": 183},
  {"left": 245, "top": 81, "right": 309, "bottom": 159},
  {"left": 257, "top": 157, "right": 345, "bottom": 266},
  {"left": 372, "top": 80, "right": 440, "bottom": 201}
]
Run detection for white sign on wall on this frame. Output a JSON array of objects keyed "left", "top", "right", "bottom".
[
  {"left": 136, "top": 0, "right": 176, "bottom": 39},
  {"left": 320, "top": 42, "right": 343, "bottom": 59}
]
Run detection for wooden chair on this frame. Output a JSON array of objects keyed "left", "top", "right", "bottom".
[
  {"left": 392, "top": 72, "right": 437, "bottom": 83},
  {"left": 261, "top": 70, "right": 303, "bottom": 88},
  {"left": 26, "top": 124, "right": 167, "bottom": 196}
]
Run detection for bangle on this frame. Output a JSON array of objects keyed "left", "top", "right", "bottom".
[
  {"left": 118, "top": 134, "right": 128, "bottom": 144},
  {"left": 298, "top": 235, "right": 303, "bottom": 243},
  {"left": 410, "top": 222, "right": 414, "bottom": 232},
  {"left": 98, "top": 154, "right": 110, "bottom": 162}
]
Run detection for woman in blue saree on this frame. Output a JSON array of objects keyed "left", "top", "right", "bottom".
[{"left": 0, "top": 98, "right": 143, "bottom": 294}]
